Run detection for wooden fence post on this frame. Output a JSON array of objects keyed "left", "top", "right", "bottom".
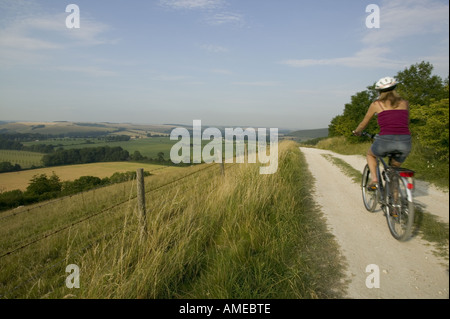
[
  {"left": 136, "top": 168, "right": 147, "bottom": 236},
  {"left": 245, "top": 142, "right": 248, "bottom": 162}
]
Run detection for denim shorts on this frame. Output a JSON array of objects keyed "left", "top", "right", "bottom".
[{"left": 371, "top": 135, "right": 412, "bottom": 163}]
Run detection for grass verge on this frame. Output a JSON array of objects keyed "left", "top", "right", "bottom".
[{"left": 0, "top": 141, "right": 347, "bottom": 299}]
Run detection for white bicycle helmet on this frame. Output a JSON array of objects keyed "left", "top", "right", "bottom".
[{"left": 375, "top": 76, "right": 398, "bottom": 91}]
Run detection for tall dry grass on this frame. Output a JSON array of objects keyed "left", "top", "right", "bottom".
[{"left": 0, "top": 141, "right": 346, "bottom": 299}]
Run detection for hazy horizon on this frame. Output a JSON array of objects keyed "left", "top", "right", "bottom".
[{"left": 0, "top": 119, "right": 331, "bottom": 132}]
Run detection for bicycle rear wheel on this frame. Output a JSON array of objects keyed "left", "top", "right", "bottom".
[
  {"left": 361, "top": 164, "right": 378, "bottom": 212},
  {"left": 385, "top": 173, "right": 415, "bottom": 241}
]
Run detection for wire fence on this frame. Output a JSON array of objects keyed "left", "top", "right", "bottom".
[
  {"left": 0, "top": 163, "right": 224, "bottom": 259},
  {"left": 0, "top": 165, "right": 174, "bottom": 222},
  {"left": 0, "top": 162, "right": 237, "bottom": 298}
]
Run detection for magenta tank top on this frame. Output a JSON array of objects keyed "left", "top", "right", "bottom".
[{"left": 377, "top": 110, "right": 411, "bottom": 135}]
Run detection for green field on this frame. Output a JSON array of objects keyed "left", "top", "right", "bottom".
[
  {"left": 0, "top": 150, "right": 43, "bottom": 168},
  {"left": 23, "top": 137, "right": 176, "bottom": 160}
]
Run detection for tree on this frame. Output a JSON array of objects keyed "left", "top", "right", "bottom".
[
  {"left": 328, "top": 87, "right": 378, "bottom": 139},
  {"left": 410, "top": 98, "right": 449, "bottom": 161},
  {"left": 25, "top": 173, "right": 62, "bottom": 197},
  {"left": 0, "top": 162, "right": 21, "bottom": 173},
  {"left": 62, "top": 176, "right": 104, "bottom": 194},
  {"left": 157, "top": 152, "right": 165, "bottom": 161},
  {"left": 132, "top": 150, "right": 145, "bottom": 161},
  {"left": 395, "top": 61, "right": 448, "bottom": 106}
]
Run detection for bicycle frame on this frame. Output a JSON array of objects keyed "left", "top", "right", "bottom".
[
  {"left": 358, "top": 131, "right": 415, "bottom": 241},
  {"left": 376, "top": 156, "right": 415, "bottom": 207},
  {"left": 360, "top": 131, "right": 414, "bottom": 205}
]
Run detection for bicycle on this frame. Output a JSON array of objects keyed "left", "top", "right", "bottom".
[{"left": 358, "top": 132, "right": 415, "bottom": 241}]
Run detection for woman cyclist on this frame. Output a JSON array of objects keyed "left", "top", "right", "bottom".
[{"left": 353, "top": 76, "right": 412, "bottom": 190}]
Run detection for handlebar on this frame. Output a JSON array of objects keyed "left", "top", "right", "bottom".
[{"left": 352, "top": 131, "right": 376, "bottom": 139}]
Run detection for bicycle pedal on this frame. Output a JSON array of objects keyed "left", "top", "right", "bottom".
[{"left": 390, "top": 205, "right": 400, "bottom": 218}]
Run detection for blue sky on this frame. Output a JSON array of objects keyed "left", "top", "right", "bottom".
[{"left": 0, "top": 0, "right": 448, "bottom": 130}]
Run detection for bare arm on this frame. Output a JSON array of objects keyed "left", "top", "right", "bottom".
[{"left": 353, "top": 102, "right": 378, "bottom": 135}]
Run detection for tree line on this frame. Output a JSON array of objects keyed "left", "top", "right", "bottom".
[
  {"left": 0, "top": 162, "right": 22, "bottom": 173},
  {"left": 0, "top": 137, "right": 55, "bottom": 153},
  {"left": 41, "top": 146, "right": 130, "bottom": 166},
  {"left": 0, "top": 170, "right": 151, "bottom": 212}
]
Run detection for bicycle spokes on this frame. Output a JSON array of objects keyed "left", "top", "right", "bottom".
[
  {"left": 362, "top": 165, "right": 378, "bottom": 212},
  {"left": 385, "top": 174, "right": 414, "bottom": 241}
]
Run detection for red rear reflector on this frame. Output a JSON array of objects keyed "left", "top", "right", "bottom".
[
  {"left": 407, "top": 183, "right": 414, "bottom": 189},
  {"left": 400, "top": 171, "right": 414, "bottom": 177}
]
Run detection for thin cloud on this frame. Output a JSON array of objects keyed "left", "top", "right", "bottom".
[
  {"left": 362, "top": 0, "right": 449, "bottom": 45},
  {"left": 57, "top": 66, "right": 117, "bottom": 77},
  {"left": 159, "top": 0, "right": 245, "bottom": 28},
  {"left": 153, "top": 74, "right": 193, "bottom": 81},
  {"left": 201, "top": 44, "right": 229, "bottom": 53},
  {"left": 232, "top": 81, "right": 280, "bottom": 87},
  {"left": 211, "top": 68, "right": 233, "bottom": 75},
  {"left": 159, "top": 0, "right": 225, "bottom": 10},
  {"left": 0, "top": 13, "right": 114, "bottom": 50},
  {"left": 206, "top": 12, "right": 244, "bottom": 27},
  {"left": 0, "top": 32, "right": 62, "bottom": 50},
  {"left": 0, "top": 8, "right": 116, "bottom": 68},
  {"left": 281, "top": 47, "right": 406, "bottom": 69},
  {"left": 281, "top": 0, "right": 448, "bottom": 70}
]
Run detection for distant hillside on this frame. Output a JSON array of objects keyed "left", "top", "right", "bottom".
[
  {"left": 0, "top": 121, "right": 174, "bottom": 137},
  {"left": 284, "top": 128, "right": 329, "bottom": 141}
]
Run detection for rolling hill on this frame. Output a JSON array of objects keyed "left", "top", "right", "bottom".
[{"left": 284, "top": 128, "right": 329, "bottom": 141}]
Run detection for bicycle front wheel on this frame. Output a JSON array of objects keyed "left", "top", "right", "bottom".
[
  {"left": 361, "top": 164, "right": 378, "bottom": 212},
  {"left": 385, "top": 174, "right": 415, "bottom": 241}
]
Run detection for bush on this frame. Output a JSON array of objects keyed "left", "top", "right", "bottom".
[
  {"left": 0, "top": 170, "right": 152, "bottom": 212},
  {"left": 410, "top": 98, "right": 449, "bottom": 161},
  {"left": 0, "top": 190, "right": 25, "bottom": 211},
  {"left": 0, "top": 162, "right": 22, "bottom": 173},
  {"left": 62, "top": 176, "right": 105, "bottom": 195},
  {"left": 25, "top": 173, "right": 62, "bottom": 200}
]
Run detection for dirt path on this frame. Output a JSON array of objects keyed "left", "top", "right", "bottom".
[{"left": 300, "top": 147, "right": 449, "bottom": 299}]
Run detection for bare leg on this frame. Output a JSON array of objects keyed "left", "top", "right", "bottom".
[{"left": 367, "top": 148, "right": 378, "bottom": 184}]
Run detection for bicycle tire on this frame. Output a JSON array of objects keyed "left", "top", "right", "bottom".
[
  {"left": 361, "top": 164, "right": 378, "bottom": 212},
  {"left": 385, "top": 172, "right": 415, "bottom": 241}
]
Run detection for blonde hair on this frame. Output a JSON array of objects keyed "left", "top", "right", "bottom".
[{"left": 377, "top": 90, "right": 404, "bottom": 108}]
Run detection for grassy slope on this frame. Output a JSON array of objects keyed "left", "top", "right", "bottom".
[{"left": 0, "top": 141, "right": 346, "bottom": 299}]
